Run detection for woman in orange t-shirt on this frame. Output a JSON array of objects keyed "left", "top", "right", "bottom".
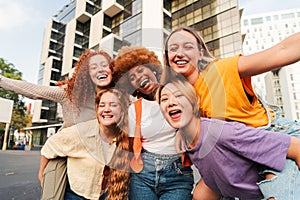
[{"left": 163, "top": 26, "right": 300, "bottom": 200}]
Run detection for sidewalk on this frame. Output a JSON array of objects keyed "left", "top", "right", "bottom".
[{"left": 0, "top": 150, "right": 41, "bottom": 200}]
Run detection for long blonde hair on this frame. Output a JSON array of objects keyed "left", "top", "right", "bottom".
[{"left": 95, "top": 88, "right": 130, "bottom": 200}]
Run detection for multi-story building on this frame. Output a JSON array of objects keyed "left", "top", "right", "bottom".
[
  {"left": 26, "top": 0, "right": 242, "bottom": 146},
  {"left": 241, "top": 8, "right": 300, "bottom": 120}
]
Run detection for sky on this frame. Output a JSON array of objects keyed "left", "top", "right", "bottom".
[
  {"left": 0, "top": 0, "right": 299, "bottom": 105},
  {"left": 0, "top": 0, "right": 69, "bottom": 84}
]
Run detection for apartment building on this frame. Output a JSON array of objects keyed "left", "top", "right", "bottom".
[
  {"left": 27, "top": 0, "right": 242, "bottom": 146},
  {"left": 241, "top": 8, "right": 300, "bottom": 120}
]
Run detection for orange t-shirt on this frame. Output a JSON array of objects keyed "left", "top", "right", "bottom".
[{"left": 194, "top": 55, "right": 274, "bottom": 128}]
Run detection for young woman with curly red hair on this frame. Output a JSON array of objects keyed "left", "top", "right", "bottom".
[
  {"left": 1, "top": 49, "right": 116, "bottom": 199},
  {"left": 0, "top": 49, "right": 114, "bottom": 128}
]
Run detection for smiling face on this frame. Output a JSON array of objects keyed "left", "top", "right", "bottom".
[
  {"left": 159, "top": 83, "right": 194, "bottom": 129},
  {"left": 128, "top": 65, "right": 159, "bottom": 95},
  {"left": 89, "top": 54, "right": 112, "bottom": 87},
  {"left": 97, "top": 91, "right": 122, "bottom": 127},
  {"left": 166, "top": 30, "right": 203, "bottom": 78}
]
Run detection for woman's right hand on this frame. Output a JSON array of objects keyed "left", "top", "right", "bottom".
[
  {"left": 38, "top": 155, "right": 49, "bottom": 187},
  {"left": 38, "top": 170, "right": 43, "bottom": 186}
]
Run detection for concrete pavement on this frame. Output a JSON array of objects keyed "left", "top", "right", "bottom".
[{"left": 0, "top": 150, "right": 41, "bottom": 200}]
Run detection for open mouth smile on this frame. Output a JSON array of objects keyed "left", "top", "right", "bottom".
[
  {"left": 140, "top": 78, "right": 150, "bottom": 88},
  {"left": 97, "top": 74, "right": 108, "bottom": 80},
  {"left": 169, "top": 109, "right": 182, "bottom": 121},
  {"left": 102, "top": 115, "right": 113, "bottom": 119}
]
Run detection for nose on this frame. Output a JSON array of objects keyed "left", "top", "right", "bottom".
[
  {"left": 95, "top": 64, "right": 108, "bottom": 72},
  {"left": 168, "top": 95, "right": 178, "bottom": 107},
  {"left": 98, "top": 65, "right": 105, "bottom": 71},
  {"left": 135, "top": 72, "right": 143, "bottom": 83},
  {"left": 103, "top": 105, "right": 112, "bottom": 113},
  {"left": 175, "top": 47, "right": 184, "bottom": 57}
]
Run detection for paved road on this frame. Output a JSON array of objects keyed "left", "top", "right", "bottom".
[
  {"left": 0, "top": 150, "right": 201, "bottom": 200},
  {"left": 0, "top": 150, "right": 41, "bottom": 200}
]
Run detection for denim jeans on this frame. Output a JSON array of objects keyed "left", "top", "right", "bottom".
[
  {"left": 129, "top": 149, "right": 194, "bottom": 200},
  {"left": 64, "top": 182, "right": 107, "bottom": 200},
  {"left": 257, "top": 100, "right": 300, "bottom": 199}
]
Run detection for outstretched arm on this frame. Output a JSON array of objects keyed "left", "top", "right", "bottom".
[
  {"left": 238, "top": 32, "right": 300, "bottom": 78},
  {"left": 0, "top": 75, "right": 67, "bottom": 102},
  {"left": 38, "top": 155, "right": 49, "bottom": 186}
]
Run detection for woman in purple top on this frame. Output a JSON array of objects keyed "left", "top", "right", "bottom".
[{"left": 158, "top": 76, "right": 300, "bottom": 199}]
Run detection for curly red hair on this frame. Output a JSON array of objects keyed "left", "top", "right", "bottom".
[
  {"left": 56, "top": 49, "right": 113, "bottom": 109},
  {"left": 112, "top": 46, "right": 162, "bottom": 98}
]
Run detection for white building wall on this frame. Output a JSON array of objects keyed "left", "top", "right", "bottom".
[
  {"left": 40, "top": 20, "right": 52, "bottom": 64},
  {"left": 89, "top": 11, "right": 104, "bottom": 49},
  {"left": 141, "top": 0, "right": 164, "bottom": 60},
  {"left": 61, "top": 19, "right": 76, "bottom": 76}
]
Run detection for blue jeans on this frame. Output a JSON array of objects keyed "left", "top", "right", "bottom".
[
  {"left": 257, "top": 101, "right": 300, "bottom": 199},
  {"left": 129, "top": 149, "right": 194, "bottom": 200},
  {"left": 64, "top": 182, "right": 107, "bottom": 200}
]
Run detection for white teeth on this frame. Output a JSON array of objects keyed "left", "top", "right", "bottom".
[
  {"left": 140, "top": 79, "right": 150, "bottom": 87},
  {"left": 97, "top": 74, "right": 108, "bottom": 80},
  {"left": 176, "top": 61, "right": 187, "bottom": 65},
  {"left": 169, "top": 110, "right": 181, "bottom": 116},
  {"left": 102, "top": 115, "right": 113, "bottom": 119}
]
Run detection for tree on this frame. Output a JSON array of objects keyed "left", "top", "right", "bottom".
[{"left": 0, "top": 58, "right": 30, "bottom": 131}]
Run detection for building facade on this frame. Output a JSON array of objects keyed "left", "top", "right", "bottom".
[
  {"left": 27, "top": 0, "right": 242, "bottom": 146},
  {"left": 241, "top": 8, "right": 300, "bottom": 120}
]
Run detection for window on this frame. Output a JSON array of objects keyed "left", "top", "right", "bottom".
[
  {"left": 104, "top": 14, "right": 112, "bottom": 28},
  {"left": 281, "top": 13, "right": 295, "bottom": 19},
  {"left": 251, "top": 17, "right": 263, "bottom": 25}
]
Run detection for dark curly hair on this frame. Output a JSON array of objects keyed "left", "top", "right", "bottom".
[
  {"left": 57, "top": 49, "right": 113, "bottom": 110},
  {"left": 112, "top": 46, "right": 162, "bottom": 98}
]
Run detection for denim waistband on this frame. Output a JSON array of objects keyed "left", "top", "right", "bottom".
[
  {"left": 141, "top": 149, "right": 181, "bottom": 161},
  {"left": 141, "top": 149, "right": 183, "bottom": 172}
]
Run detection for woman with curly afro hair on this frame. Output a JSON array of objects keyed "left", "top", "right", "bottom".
[{"left": 113, "top": 46, "right": 194, "bottom": 200}]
